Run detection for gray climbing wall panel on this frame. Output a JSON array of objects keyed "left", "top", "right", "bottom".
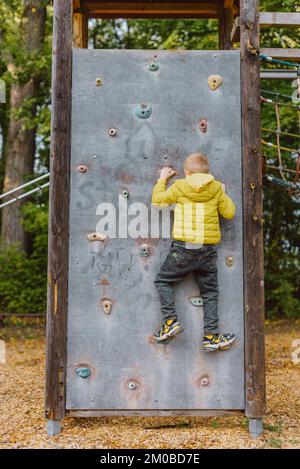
[{"left": 66, "top": 49, "right": 244, "bottom": 411}]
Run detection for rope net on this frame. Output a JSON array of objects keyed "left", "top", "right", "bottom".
[{"left": 260, "top": 54, "right": 300, "bottom": 197}]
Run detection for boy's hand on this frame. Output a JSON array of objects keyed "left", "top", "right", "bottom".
[
  {"left": 221, "top": 183, "right": 226, "bottom": 192},
  {"left": 159, "top": 167, "right": 177, "bottom": 181}
]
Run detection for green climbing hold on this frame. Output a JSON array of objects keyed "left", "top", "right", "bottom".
[
  {"left": 148, "top": 62, "right": 160, "bottom": 72},
  {"left": 75, "top": 366, "right": 91, "bottom": 379}
]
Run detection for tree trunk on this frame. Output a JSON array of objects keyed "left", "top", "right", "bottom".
[{"left": 1, "top": 1, "right": 47, "bottom": 251}]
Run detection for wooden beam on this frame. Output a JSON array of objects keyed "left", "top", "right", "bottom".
[
  {"left": 260, "top": 48, "right": 300, "bottom": 61},
  {"left": 219, "top": 6, "right": 234, "bottom": 49},
  {"left": 73, "top": 0, "right": 81, "bottom": 10},
  {"left": 240, "top": 0, "right": 266, "bottom": 420},
  {"left": 73, "top": 10, "right": 89, "bottom": 47},
  {"left": 231, "top": 16, "right": 240, "bottom": 42},
  {"left": 260, "top": 69, "right": 297, "bottom": 79},
  {"left": 260, "top": 12, "right": 300, "bottom": 28},
  {"left": 224, "top": 0, "right": 239, "bottom": 16},
  {"left": 81, "top": 1, "right": 220, "bottom": 19},
  {"left": 230, "top": 12, "right": 300, "bottom": 43},
  {"left": 45, "top": 0, "right": 72, "bottom": 422}
]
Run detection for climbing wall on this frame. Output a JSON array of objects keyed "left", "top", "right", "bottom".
[{"left": 66, "top": 49, "right": 244, "bottom": 411}]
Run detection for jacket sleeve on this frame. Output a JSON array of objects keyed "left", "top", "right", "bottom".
[
  {"left": 217, "top": 189, "right": 236, "bottom": 219},
  {"left": 151, "top": 179, "right": 178, "bottom": 206}
]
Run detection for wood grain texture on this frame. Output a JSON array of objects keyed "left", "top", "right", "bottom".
[
  {"left": 73, "top": 11, "right": 88, "bottom": 48},
  {"left": 219, "top": 7, "right": 234, "bottom": 49},
  {"left": 240, "top": 0, "right": 266, "bottom": 418},
  {"left": 81, "top": 1, "right": 221, "bottom": 18},
  {"left": 260, "top": 12, "right": 300, "bottom": 28},
  {"left": 260, "top": 48, "right": 300, "bottom": 61},
  {"left": 45, "top": 0, "right": 73, "bottom": 421}
]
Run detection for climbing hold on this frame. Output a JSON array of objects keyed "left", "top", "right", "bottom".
[
  {"left": 87, "top": 232, "right": 106, "bottom": 242},
  {"left": 148, "top": 62, "right": 160, "bottom": 72},
  {"left": 140, "top": 244, "right": 150, "bottom": 257},
  {"left": 208, "top": 74, "right": 223, "bottom": 91},
  {"left": 108, "top": 128, "right": 117, "bottom": 137},
  {"left": 199, "top": 119, "right": 207, "bottom": 133},
  {"left": 75, "top": 366, "right": 91, "bottom": 379},
  {"left": 201, "top": 376, "right": 209, "bottom": 386},
  {"left": 128, "top": 381, "right": 138, "bottom": 390},
  {"left": 189, "top": 296, "right": 203, "bottom": 307},
  {"left": 76, "top": 164, "right": 88, "bottom": 173},
  {"left": 102, "top": 298, "right": 113, "bottom": 315},
  {"left": 134, "top": 103, "right": 152, "bottom": 119},
  {"left": 226, "top": 255, "right": 234, "bottom": 267},
  {"left": 122, "top": 189, "right": 129, "bottom": 199},
  {"left": 95, "top": 78, "right": 103, "bottom": 86}
]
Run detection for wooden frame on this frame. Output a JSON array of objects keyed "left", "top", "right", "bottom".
[
  {"left": 74, "top": 0, "right": 223, "bottom": 19},
  {"left": 240, "top": 0, "right": 265, "bottom": 421},
  {"left": 45, "top": 0, "right": 73, "bottom": 423},
  {"left": 232, "top": 12, "right": 300, "bottom": 43},
  {"left": 46, "top": 0, "right": 266, "bottom": 436}
]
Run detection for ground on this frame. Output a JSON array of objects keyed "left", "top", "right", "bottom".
[{"left": 0, "top": 319, "right": 299, "bottom": 449}]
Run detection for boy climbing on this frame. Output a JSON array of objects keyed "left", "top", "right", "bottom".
[{"left": 152, "top": 153, "right": 236, "bottom": 352}]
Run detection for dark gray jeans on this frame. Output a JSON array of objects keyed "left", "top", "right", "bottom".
[{"left": 154, "top": 240, "right": 219, "bottom": 335}]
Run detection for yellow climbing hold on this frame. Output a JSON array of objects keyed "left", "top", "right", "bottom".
[{"left": 208, "top": 74, "right": 223, "bottom": 91}]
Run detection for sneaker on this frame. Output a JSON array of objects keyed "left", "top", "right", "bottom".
[
  {"left": 203, "top": 332, "right": 236, "bottom": 352},
  {"left": 154, "top": 318, "right": 184, "bottom": 343}
]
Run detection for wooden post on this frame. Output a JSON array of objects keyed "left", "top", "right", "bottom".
[
  {"left": 219, "top": 6, "right": 234, "bottom": 49},
  {"left": 240, "top": 0, "right": 266, "bottom": 424},
  {"left": 45, "top": 0, "right": 73, "bottom": 424},
  {"left": 73, "top": 9, "right": 89, "bottom": 48}
]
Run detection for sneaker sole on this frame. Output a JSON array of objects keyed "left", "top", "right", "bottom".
[
  {"left": 203, "top": 336, "right": 236, "bottom": 352},
  {"left": 155, "top": 325, "right": 184, "bottom": 344}
]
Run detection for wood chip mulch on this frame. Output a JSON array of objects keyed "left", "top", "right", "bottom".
[{"left": 0, "top": 319, "right": 299, "bottom": 449}]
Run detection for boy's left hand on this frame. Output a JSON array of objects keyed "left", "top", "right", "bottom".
[{"left": 159, "top": 167, "right": 177, "bottom": 181}]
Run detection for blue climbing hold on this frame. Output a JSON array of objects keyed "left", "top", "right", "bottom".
[
  {"left": 75, "top": 366, "right": 91, "bottom": 379},
  {"left": 134, "top": 103, "right": 152, "bottom": 119}
]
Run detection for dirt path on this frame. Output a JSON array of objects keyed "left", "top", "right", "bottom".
[{"left": 0, "top": 320, "right": 299, "bottom": 449}]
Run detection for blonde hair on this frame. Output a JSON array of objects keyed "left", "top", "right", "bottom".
[{"left": 184, "top": 153, "right": 209, "bottom": 174}]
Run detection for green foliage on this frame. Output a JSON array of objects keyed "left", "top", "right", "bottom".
[{"left": 0, "top": 201, "right": 48, "bottom": 315}]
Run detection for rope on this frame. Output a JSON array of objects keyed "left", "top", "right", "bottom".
[
  {"left": 259, "top": 51, "right": 300, "bottom": 194},
  {"left": 260, "top": 95, "right": 300, "bottom": 109},
  {"left": 259, "top": 54, "right": 300, "bottom": 69},
  {"left": 262, "top": 127, "right": 300, "bottom": 139},
  {"left": 265, "top": 164, "right": 297, "bottom": 175},
  {"left": 260, "top": 89, "right": 298, "bottom": 101},
  {"left": 261, "top": 139, "right": 300, "bottom": 155},
  {"left": 265, "top": 174, "right": 300, "bottom": 191}
]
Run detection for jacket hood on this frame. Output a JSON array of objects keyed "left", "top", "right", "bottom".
[
  {"left": 178, "top": 173, "right": 221, "bottom": 202},
  {"left": 186, "top": 173, "right": 214, "bottom": 191}
]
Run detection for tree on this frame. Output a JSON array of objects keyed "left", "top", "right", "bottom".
[{"left": 0, "top": 0, "right": 48, "bottom": 251}]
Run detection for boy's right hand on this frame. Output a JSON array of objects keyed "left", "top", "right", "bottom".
[{"left": 159, "top": 167, "right": 177, "bottom": 181}]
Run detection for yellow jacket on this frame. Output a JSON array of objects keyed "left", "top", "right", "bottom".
[{"left": 152, "top": 173, "right": 235, "bottom": 244}]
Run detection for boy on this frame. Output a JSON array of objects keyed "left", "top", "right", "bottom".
[{"left": 152, "top": 153, "right": 236, "bottom": 352}]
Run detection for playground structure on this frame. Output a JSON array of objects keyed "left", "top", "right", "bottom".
[{"left": 44, "top": 0, "right": 300, "bottom": 438}]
